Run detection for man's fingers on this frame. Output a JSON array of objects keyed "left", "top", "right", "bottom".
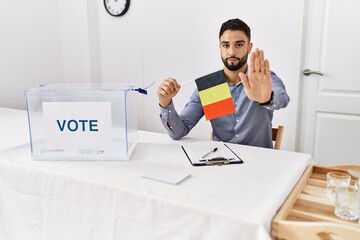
[
  {"left": 240, "top": 48, "right": 273, "bottom": 102},
  {"left": 248, "top": 51, "right": 255, "bottom": 74},
  {"left": 264, "top": 59, "right": 270, "bottom": 76},
  {"left": 157, "top": 78, "right": 182, "bottom": 107},
  {"left": 259, "top": 50, "right": 265, "bottom": 73},
  {"left": 168, "top": 78, "right": 181, "bottom": 91},
  {"left": 161, "top": 78, "right": 180, "bottom": 94},
  {"left": 239, "top": 72, "right": 250, "bottom": 90},
  {"left": 254, "top": 49, "right": 261, "bottom": 73}
]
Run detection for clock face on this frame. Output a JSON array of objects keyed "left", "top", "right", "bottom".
[{"left": 104, "top": 0, "right": 130, "bottom": 17}]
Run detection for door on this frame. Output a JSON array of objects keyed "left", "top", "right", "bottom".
[{"left": 299, "top": 0, "right": 360, "bottom": 165}]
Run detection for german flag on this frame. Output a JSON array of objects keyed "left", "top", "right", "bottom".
[{"left": 195, "top": 73, "right": 235, "bottom": 120}]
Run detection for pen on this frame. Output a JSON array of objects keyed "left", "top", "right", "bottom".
[{"left": 202, "top": 147, "right": 218, "bottom": 158}]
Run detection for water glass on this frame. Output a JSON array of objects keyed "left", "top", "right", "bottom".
[
  {"left": 334, "top": 189, "right": 360, "bottom": 221},
  {"left": 326, "top": 172, "right": 351, "bottom": 202}
]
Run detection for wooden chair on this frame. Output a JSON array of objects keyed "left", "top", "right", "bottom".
[
  {"left": 210, "top": 125, "right": 285, "bottom": 150},
  {"left": 272, "top": 125, "right": 284, "bottom": 150}
]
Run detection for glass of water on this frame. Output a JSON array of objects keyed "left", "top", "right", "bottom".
[
  {"left": 326, "top": 172, "right": 351, "bottom": 202},
  {"left": 335, "top": 189, "right": 360, "bottom": 221}
]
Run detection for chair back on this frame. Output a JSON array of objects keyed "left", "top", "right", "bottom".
[{"left": 272, "top": 125, "right": 284, "bottom": 150}]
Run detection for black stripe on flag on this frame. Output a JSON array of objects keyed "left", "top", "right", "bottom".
[{"left": 195, "top": 71, "right": 226, "bottom": 92}]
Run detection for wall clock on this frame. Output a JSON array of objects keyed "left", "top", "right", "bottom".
[{"left": 104, "top": 0, "right": 130, "bottom": 17}]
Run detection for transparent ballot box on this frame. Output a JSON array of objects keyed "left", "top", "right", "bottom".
[{"left": 24, "top": 84, "right": 138, "bottom": 160}]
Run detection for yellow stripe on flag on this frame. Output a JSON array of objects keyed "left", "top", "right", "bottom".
[{"left": 198, "top": 82, "right": 231, "bottom": 106}]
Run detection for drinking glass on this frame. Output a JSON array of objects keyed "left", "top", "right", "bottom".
[
  {"left": 326, "top": 172, "right": 351, "bottom": 202},
  {"left": 334, "top": 189, "right": 360, "bottom": 221}
]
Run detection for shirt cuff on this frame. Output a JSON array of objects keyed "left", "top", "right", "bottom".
[
  {"left": 159, "top": 101, "right": 176, "bottom": 122},
  {"left": 264, "top": 93, "right": 279, "bottom": 110}
]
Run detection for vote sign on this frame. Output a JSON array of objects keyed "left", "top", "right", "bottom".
[{"left": 42, "top": 102, "right": 112, "bottom": 150}]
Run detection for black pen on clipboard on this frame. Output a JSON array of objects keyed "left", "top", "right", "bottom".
[{"left": 202, "top": 147, "right": 218, "bottom": 158}]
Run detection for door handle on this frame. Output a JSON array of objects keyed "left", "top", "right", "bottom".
[{"left": 303, "top": 69, "right": 324, "bottom": 76}]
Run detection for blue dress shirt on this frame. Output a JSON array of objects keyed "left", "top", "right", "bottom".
[{"left": 159, "top": 70, "right": 290, "bottom": 148}]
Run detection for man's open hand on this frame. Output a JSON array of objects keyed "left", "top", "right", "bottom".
[{"left": 239, "top": 48, "right": 272, "bottom": 104}]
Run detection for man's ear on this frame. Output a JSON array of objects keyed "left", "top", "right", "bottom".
[{"left": 248, "top": 42, "right": 253, "bottom": 54}]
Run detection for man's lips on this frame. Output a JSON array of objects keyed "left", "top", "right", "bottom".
[
  {"left": 227, "top": 58, "right": 240, "bottom": 64},
  {"left": 227, "top": 57, "right": 240, "bottom": 62}
]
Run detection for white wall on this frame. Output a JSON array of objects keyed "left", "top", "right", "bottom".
[
  {"left": 1, "top": 0, "right": 305, "bottom": 151},
  {"left": 0, "top": 0, "right": 64, "bottom": 109},
  {"left": 58, "top": 0, "right": 94, "bottom": 83}
]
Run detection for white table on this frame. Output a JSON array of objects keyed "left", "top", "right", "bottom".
[
  {"left": 0, "top": 107, "right": 30, "bottom": 150},
  {"left": 0, "top": 108, "right": 312, "bottom": 240}
]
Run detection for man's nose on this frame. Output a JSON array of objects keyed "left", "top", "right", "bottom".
[{"left": 228, "top": 46, "right": 236, "bottom": 56}]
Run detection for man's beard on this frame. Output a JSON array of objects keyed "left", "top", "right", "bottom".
[{"left": 222, "top": 54, "right": 248, "bottom": 71}]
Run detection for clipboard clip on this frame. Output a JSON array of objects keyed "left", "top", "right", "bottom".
[
  {"left": 200, "top": 157, "right": 233, "bottom": 166},
  {"left": 199, "top": 157, "right": 234, "bottom": 162},
  {"left": 204, "top": 159, "right": 230, "bottom": 166}
]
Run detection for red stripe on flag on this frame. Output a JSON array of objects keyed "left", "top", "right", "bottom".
[{"left": 202, "top": 97, "right": 235, "bottom": 120}]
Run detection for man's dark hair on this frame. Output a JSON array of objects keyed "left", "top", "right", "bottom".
[{"left": 219, "top": 18, "right": 251, "bottom": 41}]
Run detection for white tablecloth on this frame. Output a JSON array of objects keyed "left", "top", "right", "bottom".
[
  {"left": 0, "top": 107, "right": 29, "bottom": 150},
  {"left": 0, "top": 108, "right": 312, "bottom": 240}
]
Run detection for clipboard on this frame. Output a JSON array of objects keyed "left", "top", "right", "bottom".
[{"left": 181, "top": 143, "right": 243, "bottom": 167}]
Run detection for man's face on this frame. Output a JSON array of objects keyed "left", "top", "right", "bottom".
[{"left": 219, "top": 30, "right": 252, "bottom": 71}]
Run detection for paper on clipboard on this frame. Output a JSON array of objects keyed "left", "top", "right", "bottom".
[{"left": 181, "top": 143, "right": 243, "bottom": 166}]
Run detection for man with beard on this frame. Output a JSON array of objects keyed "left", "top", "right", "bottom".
[{"left": 156, "top": 18, "right": 290, "bottom": 148}]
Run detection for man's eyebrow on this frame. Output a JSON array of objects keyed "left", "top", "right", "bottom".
[{"left": 220, "top": 40, "right": 246, "bottom": 44}]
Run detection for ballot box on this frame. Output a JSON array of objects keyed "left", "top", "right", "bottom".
[{"left": 24, "top": 84, "right": 138, "bottom": 160}]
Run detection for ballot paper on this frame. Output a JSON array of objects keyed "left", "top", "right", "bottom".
[{"left": 141, "top": 167, "right": 190, "bottom": 185}]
